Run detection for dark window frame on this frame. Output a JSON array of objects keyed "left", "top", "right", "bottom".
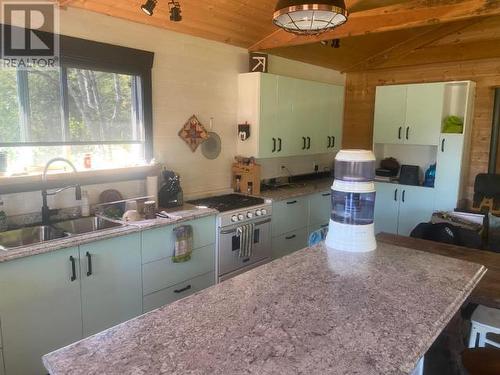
[{"left": 0, "top": 24, "right": 155, "bottom": 160}]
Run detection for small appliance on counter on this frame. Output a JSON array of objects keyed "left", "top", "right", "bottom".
[
  {"left": 232, "top": 157, "right": 261, "bottom": 195},
  {"left": 325, "top": 150, "right": 377, "bottom": 253},
  {"left": 159, "top": 169, "right": 183, "bottom": 208},
  {"left": 399, "top": 164, "right": 420, "bottom": 186}
]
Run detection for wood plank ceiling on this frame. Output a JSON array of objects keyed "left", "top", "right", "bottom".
[{"left": 59, "top": 0, "right": 500, "bottom": 72}]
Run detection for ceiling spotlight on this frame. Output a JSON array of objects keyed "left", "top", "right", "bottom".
[
  {"left": 169, "top": 1, "right": 182, "bottom": 22},
  {"left": 141, "top": 0, "right": 157, "bottom": 16},
  {"left": 273, "top": 0, "right": 348, "bottom": 35},
  {"left": 332, "top": 39, "right": 340, "bottom": 48}
]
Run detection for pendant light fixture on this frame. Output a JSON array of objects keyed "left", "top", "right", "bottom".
[
  {"left": 141, "top": 0, "right": 157, "bottom": 16},
  {"left": 273, "top": 0, "right": 348, "bottom": 35}
]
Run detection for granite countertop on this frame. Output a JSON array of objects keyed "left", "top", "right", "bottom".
[
  {"left": 259, "top": 177, "right": 332, "bottom": 201},
  {"left": 43, "top": 241, "right": 486, "bottom": 375},
  {"left": 0, "top": 204, "right": 217, "bottom": 264}
]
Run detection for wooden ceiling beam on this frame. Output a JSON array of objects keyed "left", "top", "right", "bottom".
[
  {"left": 249, "top": 0, "right": 500, "bottom": 51},
  {"left": 343, "top": 19, "right": 482, "bottom": 72}
]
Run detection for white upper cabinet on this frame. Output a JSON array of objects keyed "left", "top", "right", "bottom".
[
  {"left": 374, "top": 83, "right": 445, "bottom": 146},
  {"left": 237, "top": 72, "right": 344, "bottom": 159}
]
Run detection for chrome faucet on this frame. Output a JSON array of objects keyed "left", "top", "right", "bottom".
[{"left": 41, "top": 158, "right": 82, "bottom": 225}]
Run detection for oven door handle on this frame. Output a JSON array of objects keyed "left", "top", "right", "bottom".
[{"left": 220, "top": 218, "right": 271, "bottom": 234}]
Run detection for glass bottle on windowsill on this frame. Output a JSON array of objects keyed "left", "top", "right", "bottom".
[{"left": 0, "top": 197, "right": 7, "bottom": 232}]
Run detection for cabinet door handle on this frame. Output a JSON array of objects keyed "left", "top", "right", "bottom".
[
  {"left": 286, "top": 200, "right": 297, "bottom": 205},
  {"left": 394, "top": 189, "right": 398, "bottom": 201},
  {"left": 70, "top": 256, "right": 77, "bottom": 282},
  {"left": 322, "top": 192, "right": 331, "bottom": 197},
  {"left": 398, "top": 127, "right": 402, "bottom": 140},
  {"left": 285, "top": 234, "right": 296, "bottom": 240},
  {"left": 278, "top": 138, "right": 282, "bottom": 152},
  {"left": 174, "top": 284, "right": 192, "bottom": 294},
  {"left": 272, "top": 138, "right": 276, "bottom": 152},
  {"left": 327, "top": 136, "right": 331, "bottom": 148},
  {"left": 321, "top": 224, "right": 329, "bottom": 228},
  {"left": 86, "top": 252, "right": 93, "bottom": 277},
  {"left": 307, "top": 137, "right": 311, "bottom": 149},
  {"left": 402, "top": 190, "right": 406, "bottom": 203},
  {"left": 406, "top": 126, "right": 409, "bottom": 140},
  {"left": 302, "top": 137, "right": 307, "bottom": 150},
  {"left": 332, "top": 136, "right": 335, "bottom": 148},
  {"left": 441, "top": 138, "right": 445, "bottom": 152}
]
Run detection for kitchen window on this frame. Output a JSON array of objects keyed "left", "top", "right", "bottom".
[{"left": 0, "top": 27, "right": 153, "bottom": 177}]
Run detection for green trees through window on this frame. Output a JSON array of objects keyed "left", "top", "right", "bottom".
[{"left": 0, "top": 64, "right": 145, "bottom": 174}]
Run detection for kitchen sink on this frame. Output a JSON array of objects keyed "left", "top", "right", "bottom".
[
  {"left": 53, "top": 216, "right": 124, "bottom": 235},
  {"left": 0, "top": 225, "right": 68, "bottom": 250}
]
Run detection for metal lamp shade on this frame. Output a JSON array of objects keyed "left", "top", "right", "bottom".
[
  {"left": 141, "top": 0, "right": 157, "bottom": 16},
  {"left": 273, "top": 0, "right": 348, "bottom": 35}
]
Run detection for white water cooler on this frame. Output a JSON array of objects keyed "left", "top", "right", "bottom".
[{"left": 325, "top": 150, "right": 377, "bottom": 252}]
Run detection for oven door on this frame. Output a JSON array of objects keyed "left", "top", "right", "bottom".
[{"left": 218, "top": 218, "right": 271, "bottom": 276}]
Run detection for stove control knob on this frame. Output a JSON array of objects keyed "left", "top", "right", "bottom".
[
  {"left": 261, "top": 209, "right": 267, "bottom": 215},
  {"left": 255, "top": 210, "right": 262, "bottom": 216},
  {"left": 247, "top": 212, "right": 253, "bottom": 218},
  {"left": 231, "top": 215, "right": 238, "bottom": 222},
  {"left": 238, "top": 214, "right": 245, "bottom": 221}
]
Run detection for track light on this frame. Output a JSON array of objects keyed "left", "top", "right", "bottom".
[
  {"left": 169, "top": 1, "right": 182, "bottom": 22},
  {"left": 141, "top": 0, "right": 157, "bottom": 16}
]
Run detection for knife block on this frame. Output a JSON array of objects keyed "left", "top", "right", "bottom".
[{"left": 232, "top": 163, "right": 261, "bottom": 195}]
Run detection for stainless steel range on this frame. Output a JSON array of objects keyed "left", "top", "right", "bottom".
[{"left": 187, "top": 194, "right": 272, "bottom": 282}]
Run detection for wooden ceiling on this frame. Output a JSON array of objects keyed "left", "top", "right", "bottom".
[{"left": 58, "top": 0, "right": 500, "bottom": 72}]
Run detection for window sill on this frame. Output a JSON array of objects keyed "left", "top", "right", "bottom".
[{"left": 0, "top": 165, "right": 160, "bottom": 195}]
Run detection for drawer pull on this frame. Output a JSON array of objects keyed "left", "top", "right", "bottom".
[
  {"left": 86, "top": 252, "right": 93, "bottom": 277},
  {"left": 174, "top": 285, "right": 192, "bottom": 294},
  {"left": 286, "top": 200, "right": 297, "bottom": 205},
  {"left": 322, "top": 193, "right": 331, "bottom": 197},
  {"left": 242, "top": 258, "right": 250, "bottom": 263},
  {"left": 285, "top": 234, "right": 296, "bottom": 240},
  {"left": 394, "top": 189, "right": 398, "bottom": 202},
  {"left": 321, "top": 224, "right": 329, "bottom": 228}
]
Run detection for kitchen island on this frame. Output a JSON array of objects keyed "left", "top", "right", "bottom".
[{"left": 43, "top": 241, "right": 486, "bottom": 375}]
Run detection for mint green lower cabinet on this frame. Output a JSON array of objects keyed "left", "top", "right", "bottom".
[
  {"left": 309, "top": 191, "right": 331, "bottom": 227},
  {"left": 143, "top": 272, "right": 215, "bottom": 312},
  {"left": 80, "top": 233, "right": 142, "bottom": 337},
  {"left": 397, "top": 186, "right": 435, "bottom": 236},
  {"left": 272, "top": 197, "right": 308, "bottom": 237},
  {"left": 143, "top": 244, "right": 215, "bottom": 295},
  {"left": 142, "top": 215, "right": 216, "bottom": 264},
  {"left": 374, "top": 182, "right": 400, "bottom": 235},
  {"left": 0, "top": 350, "right": 4, "bottom": 375},
  {"left": 0, "top": 248, "right": 82, "bottom": 375},
  {"left": 271, "top": 228, "right": 308, "bottom": 260}
]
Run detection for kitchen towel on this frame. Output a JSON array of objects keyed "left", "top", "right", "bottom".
[
  {"left": 172, "top": 225, "right": 193, "bottom": 263},
  {"left": 237, "top": 223, "right": 254, "bottom": 258}
]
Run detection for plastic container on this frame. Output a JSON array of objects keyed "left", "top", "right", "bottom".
[
  {"left": 331, "top": 190, "right": 375, "bottom": 225},
  {"left": 334, "top": 149, "right": 375, "bottom": 182}
]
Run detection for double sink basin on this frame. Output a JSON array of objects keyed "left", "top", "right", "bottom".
[{"left": 0, "top": 216, "right": 124, "bottom": 251}]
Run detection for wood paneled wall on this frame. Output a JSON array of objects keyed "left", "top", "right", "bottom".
[{"left": 342, "top": 58, "right": 500, "bottom": 205}]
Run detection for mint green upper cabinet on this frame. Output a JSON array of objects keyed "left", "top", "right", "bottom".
[
  {"left": 434, "top": 134, "right": 465, "bottom": 211},
  {"left": 80, "top": 233, "right": 142, "bottom": 337},
  {"left": 259, "top": 73, "right": 279, "bottom": 158},
  {"left": 237, "top": 73, "right": 343, "bottom": 158},
  {"left": 405, "top": 83, "right": 444, "bottom": 146},
  {"left": 374, "top": 182, "right": 400, "bottom": 235},
  {"left": 0, "top": 247, "right": 82, "bottom": 375},
  {"left": 397, "top": 186, "right": 435, "bottom": 236},
  {"left": 373, "top": 85, "right": 407, "bottom": 144}
]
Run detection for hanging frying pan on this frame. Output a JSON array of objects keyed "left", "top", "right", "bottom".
[{"left": 201, "top": 117, "right": 222, "bottom": 160}]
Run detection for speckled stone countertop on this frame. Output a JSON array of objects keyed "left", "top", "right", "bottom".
[
  {"left": 43, "top": 241, "right": 486, "bottom": 375},
  {"left": 0, "top": 205, "right": 217, "bottom": 264},
  {"left": 259, "top": 177, "right": 332, "bottom": 201}
]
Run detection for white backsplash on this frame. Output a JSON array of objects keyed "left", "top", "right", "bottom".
[
  {"left": 259, "top": 153, "right": 335, "bottom": 180},
  {"left": 1, "top": 180, "right": 146, "bottom": 218}
]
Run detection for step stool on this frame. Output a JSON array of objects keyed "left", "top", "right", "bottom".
[{"left": 468, "top": 305, "right": 500, "bottom": 348}]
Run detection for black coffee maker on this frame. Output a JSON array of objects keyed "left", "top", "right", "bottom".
[{"left": 159, "top": 170, "right": 183, "bottom": 208}]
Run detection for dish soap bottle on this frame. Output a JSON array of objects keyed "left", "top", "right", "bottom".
[{"left": 81, "top": 190, "right": 90, "bottom": 217}]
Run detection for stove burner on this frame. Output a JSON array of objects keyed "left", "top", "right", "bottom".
[{"left": 187, "top": 194, "right": 265, "bottom": 212}]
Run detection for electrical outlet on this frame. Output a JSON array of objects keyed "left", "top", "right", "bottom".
[{"left": 314, "top": 164, "right": 319, "bottom": 172}]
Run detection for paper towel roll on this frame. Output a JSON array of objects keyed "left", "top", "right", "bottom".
[{"left": 146, "top": 176, "right": 158, "bottom": 208}]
